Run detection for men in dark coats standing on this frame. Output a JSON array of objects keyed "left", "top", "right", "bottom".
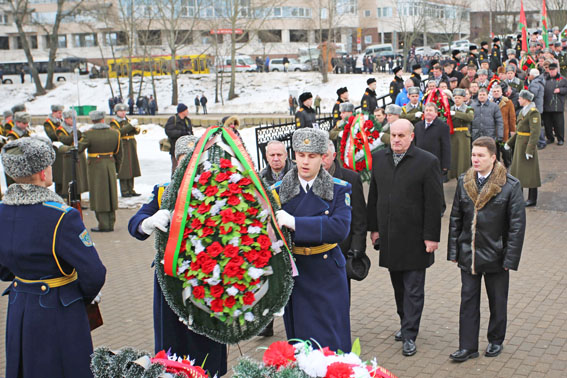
[
  {"left": 361, "top": 78, "right": 378, "bottom": 114},
  {"left": 272, "top": 128, "right": 352, "bottom": 352},
  {"left": 295, "top": 92, "right": 317, "bottom": 128},
  {"left": 111, "top": 103, "right": 142, "bottom": 197},
  {"left": 0, "top": 137, "right": 106, "bottom": 378},
  {"left": 542, "top": 62, "right": 567, "bottom": 145},
  {"left": 332, "top": 87, "right": 349, "bottom": 127},
  {"left": 414, "top": 102, "right": 451, "bottom": 176},
  {"left": 448, "top": 137, "right": 525, "bottom": 362},
  {"left": 471, "top": 88, "right": 504, "bottom": 161},
  {"left": 367, "top": 119, "right": 443, "bottom": 357},
  {"left": 128, "top": 135, "right": 228, "bottom": 377},
  {"left": 165, "top": 103, "right": 192, "bottom": 173}
]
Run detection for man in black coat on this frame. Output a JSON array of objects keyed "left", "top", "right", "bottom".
[
  {"left": 361, "top": 78, "right": 378, "bottom": 114},
  {"left": 295, "top": 92, "right": 317, "bottom": 128},
  {"left": 414, "top": 102, "right": 451, "bottom": 175},
  {"left": 367, "top": 119, "right": 443, "bottom": 357},
  {"left": 165, "top": 103, "right": 192, "bottom": 173},
  {"left": 542, "top": 63, "right": 567, "bottom": 145},
  {"left": 332, "top": 87, "right": 349, "bottom": 127},
  {"left": 389, "top": 67, "right": 405, "bottom": 103},
  {"left": 448, "top": 137, "right": 526, "bottom": 362}
]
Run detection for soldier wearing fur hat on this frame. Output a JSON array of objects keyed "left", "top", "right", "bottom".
[
  {"left": 329, "top": 102, "right": 354, "bottom": 149},
  {"left": 57, "top": 110, "right": 89, "bottom": 197},
  {"left": 0, "top": 137, "right": 106, "bottom": 378},
  {"left": 361, "top": 78, "right": 378, "bottom": 114},
  {"left": 111, "top": 103, "right": 141, "bottom": 197},
  {"left": 4, "top": 112, "right": 31, "bottom": 188},
  {"left": 448, "top": 88, "right": 474, "bottom": 179},
  {"left": 401, "top": 87, "right": 424, "bottom": 125},
  {"left": 295, "top": 92, "right": 317, "bottom": 129},
  {"left": 44, "top": 104, "right": 65, "bottom": 195},
  {"left": 389, "top": 67, "right": 405, "bottom": 103},
  {"left": 1, "top": 110, "right": 12, "bottom": 136},
  {"left": 75, "top": 110, "right": 122, "bottom": 232},
  {"left": 380, "top": 104, "right": 402, "bottom": 145},
  {"left": 332, "top": 87, "right": 349, "bottom": 127},
  {"left": 271, "top": 128, "right": 353, "bottom": 352},
  {"left": 479, "top": 41, "right": 490, "bottom": 64},
  {"left": 490, "top": 38, "right": 502, "bottom": 73},
  {"left": 505, "top": 90, "right": 542, "bottom": 207}
]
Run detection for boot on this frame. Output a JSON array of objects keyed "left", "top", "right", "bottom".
[{"left": 525, "top": 188, "right": 537, "bottom": 207}]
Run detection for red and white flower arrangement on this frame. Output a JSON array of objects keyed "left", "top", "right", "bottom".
[{"left": 340, "top": 114, "right": 384, "bottom": 176}]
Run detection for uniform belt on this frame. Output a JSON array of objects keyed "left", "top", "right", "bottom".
[
  {"left": 121, "top": 136, "right": 135, "bottom": 140},
  {"left": 517, "top": 131, "right": 530, "bottom": 136},
  {"left": 293, "top": 243, "right": 337, "bottom": 255},
  {"left": 454, "top": 127, "right": 468, "bottom": 132},
  {"left": 88, "top": 152, "right": 114, "bottom": 158},
  {"left": 14, "top": 270, "right": 78, "bottom": 290}
]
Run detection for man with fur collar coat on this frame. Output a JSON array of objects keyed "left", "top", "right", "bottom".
[
  {"left": 448, "top": 137, "right": 526, "bottom": 362},
  {"left": 271, "top": 128, "right": 352, "bottom": 352}
]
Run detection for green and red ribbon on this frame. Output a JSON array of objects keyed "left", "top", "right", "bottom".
[{"left": 345, "top": 114, "right": 372, "bottom": 171}]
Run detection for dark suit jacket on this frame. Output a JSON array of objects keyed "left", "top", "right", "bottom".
[
  {"left": 367, "top": 145, "right": 443, "bottom": 271},
  {"left": 414, "top": 117, "right": 451, "bottom": 171},
  {"left": 332, "top": 162, "right": 367, "bottom": 255}
]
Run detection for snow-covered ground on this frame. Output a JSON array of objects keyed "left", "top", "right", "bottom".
[{"left": 0, "top": 71, "right": 397, "bottom": 207}]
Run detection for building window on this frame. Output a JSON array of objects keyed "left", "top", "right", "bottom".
[
  {"left": 337, "top": 0, "right": 356, "bottom": 15},
  {"left": 365, "top": 35, "right": 372, "bottom": 44},
  {"left": 258, "top": 30, "right": 281, "bottom": 43},
  {"left": 273, "top": 7, "right": 281, "bottom": 17},
  {"left": 0, "top": 13, "right": 7, "bottom": 24},
  {"left": 181, "top": 0, "right": 195, "bottom": 17},
  {"left": 290, "top": 29, "right": 308, "bottom": 43},
  {"left": 377, "top": 8, "right": 381, "bottom": 17},
  {"left": 105, "top": 32, "right": 127, "bottom": 46},
  {"left": 0, "top": 36, "right": 9, "bottom": 50},
  {"left": 321, "top": 8, "right": 328, "bottom": 19},
  {"left": 138, "top": 30, "right": 161, "bottom": 46},
  {"left": 236, "top": 31, "right": 249, "bottom": 43},
  {"left": 364, "top": 10, "right": 371, "bottom": 17},
  {"left": 73, "top": 33, "right": 97, "bottom": 47},
  {"left": 45, "top": 34, "right": 67, "bottom": 48},
  {"left": 16, "top": 35, "right": 38, "bottom": 49},
  {"left": 175, "top": 30, "right": 193, "bottom": 45},
  {"left": 201, "top": 31, "right": 222, "bottom": 45}
]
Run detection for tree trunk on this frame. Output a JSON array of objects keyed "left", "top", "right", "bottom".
[
  {"left": 170, "top": 51, "right": 178, "bottom": 105},
  {"left": 45, "top": 0, "right": 65, "bottom": 90},
  {"left": 228, "top": 30, "right": 237, "bottom": 100},
  {"left": 14, "top": 19, "right": 45, "bottom": 95}
]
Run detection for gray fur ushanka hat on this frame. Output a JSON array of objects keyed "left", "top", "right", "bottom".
[
  {"left": 292, "top": 128, "right": 328, "bottom": 154},
  {"left": 2, "top": 137, "right": 55, "bottom": 178}
]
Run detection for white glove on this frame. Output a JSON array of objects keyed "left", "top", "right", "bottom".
[
  {"left": 503, "top": 143, "right": 511, "bottom": 151},
  {"left": 276, "top": 210, "right": 295, "bottom": 231},
  {"left": 130, "top": 118, "right": 139, "bottom": 126},
  {"left": 141, "top": 209, "right": 171, "bottom": 235},
  {"left": 415, "top": 111, "right": 423, "bottom": 118},
  {"left": 526, "top": 153, "right": 533, "bottom": 160},
  {"left": 53, "top": 141, "right": 64, "bottom": 149},
  {"left": 91, "top": 292, "right": 102, "bottom": 304},
  {"left": 450, "top": 111, "right": 456, "bottom": 116}
]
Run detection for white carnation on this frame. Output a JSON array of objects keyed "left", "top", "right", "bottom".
[
  {"left": 228, "top": 172, "right": 243, "bottom": 183},
  {"left": 247, "top": 226, "right": 262, "bottom": 234},
  {"left": 193, "top": 239, "right": 205, "bottom": 254},
  {"left": 189, "top": 279, "right": 199, "bottom": 287},
  {"left": 232, "top": 309, "right": 242, "bottom": 317},
  {"left": 212, "top": 264, "right": 221, "bottom": 279},
  {"left": 229, "top": 237, "right": 240, "bottom": 246},
  {"left": 203, "top": 161, "right": 212, "bottom": 171},
  {"left": 191, "top": 188, "right": 205, "bottom": 201},
  {"left": 205, "top": 277, "right": 221, "bottom": 286},
  {"left": 352, "top": 366, "right": 372, "bottom": 378},
  {"left": 271, "top": 240, "right": 284, "bottom": 253},
  {"left": 244, "top": 312, "right": 255, "bottom": 322},
  {"left": 327, "top": 352, "right": 362, "bottom": 365},
  {"left": 177, "top": 260, "right": 191, "bottom": 275},
  {"left": 259, "top": 209, "right": 269, "bottom": 221},
  {"left": 296, "top": 349, "right": 327, "bottom": 377},
  {"left": 248, "top": 267, "right": 264, "bottom": 280},
  {"left": 226, "top": 286, "right": 239, "bottom": 296}
]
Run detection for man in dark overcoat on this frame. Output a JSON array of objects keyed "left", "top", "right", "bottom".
[
  {"left": 367, "top": 119, "right": 443, "bottom": 357},
  {"left": 295, "top": 92, "right": 317, "bottom": 128},
  {"left": 165, "top": 103, "right": 192, "bottom": 173}
]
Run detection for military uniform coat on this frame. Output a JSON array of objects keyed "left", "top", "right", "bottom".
[
  {"left": 0, "top": 185, "right": 106, "bottom": 378},
  {"left": 3, "top": 120, "right": 13, "bottom": 136},
  {"left": 44, "top": 118, "right": 64, "bottom": 188},
  {"left": 127, "top": 184, "right": 227, "bottom": 377},
  {"left": 295, "top": 106, "right": 317, "bottom": 128},
  {"left": 332, "top": 99, "right": 344, "bottom": 127},
  {"left": 56, "top": 125, "right": 89, "bottom": 194},
  {"left": 508, "top": 105, "right": 541, "bottom": 188},
  {"left": 272, "top": 167, "right": 352, "bottom": 352},
  {"left": 401, "top": 102, "right": 423, "bottom": 125},
  {"left": 361, "top": 88, "right": 378, "bottom": 114},
  {"left": 77, "top": 124, "right": 122, "bottom": 212},
  {"left": 4, "top": 128, "right": 30, "bottom": 187},
  {"left": 367, "top": 145, "right": 443, "bottom": 271},
  {"left": 389, "top": 76, "right": 404, "bottom": 103},
  {"left": 448, "top": 104, "right": 474, "bottom": 179},
  {"left": 110, "top": 118, "right": 141, "bottom": 179}
]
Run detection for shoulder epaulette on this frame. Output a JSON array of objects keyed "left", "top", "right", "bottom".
[
  {"left": 269, "top": 181, "right": 282, "bottom": 190},
  {"left": 333, "top": 177, "right": 348, "bottom": 186},
  {"left": 531, "top": 107, "right": 537, "bottom": 111},
  {"left": 43, "top": 201, "right": 72, "bottom": 213},
  {"left": 336, "top": 101, "right": 340, "bottom": 104},
  {"left": 298, "top": 108, "right": 303, "bottom": 112}
]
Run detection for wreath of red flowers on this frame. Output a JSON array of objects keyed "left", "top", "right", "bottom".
[{"left": 339, "top": 114, "right": 382, "bottom": 173}]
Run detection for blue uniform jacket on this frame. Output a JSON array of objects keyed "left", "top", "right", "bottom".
[
  {"left": 128, "top": 184, "right": 227, "bottom": 377},
  {"left": 0, "top": 200, "right": 106, "bottom": 378},
  {"left": 272, "top": 176, "right": 353, "bottom": 352}
]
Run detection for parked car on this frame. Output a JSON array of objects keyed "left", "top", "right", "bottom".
[
  {"left": 215, "top": 55, "right": 257, "bottom": 72},
  {"left": 415, "top": 46, "right": 441, "bottom": 57},
  {"left": 269, "top": 58, "right": 309, "bottom": 72},
  {"left": 450, "top": 40, "right": 477, "bottom": 52}
]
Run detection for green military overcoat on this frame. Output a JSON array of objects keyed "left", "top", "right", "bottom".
[
  {"left": 448, "top": 105, "right": 474, "bottom": 179},
  {"left": 110, "top": 118, "right": 141, "bottom": 180},
  {"left": 508, "top": 105, "right": 541, "bottom": 188},
  {"left": 400, "top": 103, "right": 423, "bottom": 126},
  {"left": 56, "top": 125, "right": 89, "bottom": 195},
  {"left": 44, "top": 118, "right": 63, "bottom": 188}
]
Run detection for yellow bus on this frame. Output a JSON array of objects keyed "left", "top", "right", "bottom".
[{"left": 107, "top": 54, "right": 209, "bottom": 78}]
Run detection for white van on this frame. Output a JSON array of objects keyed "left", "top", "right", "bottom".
[
  {"left": 216, "top": 55, "right": 257, "bottom": 72},
  {"left": 364, "top": 44, "right": 395, "bottom": 58}
]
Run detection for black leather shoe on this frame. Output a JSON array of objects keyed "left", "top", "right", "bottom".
[
  {"left": 485, "top": 343, "right": 503, "bottom": 357},
  {"left": 130, "top": 192, "right": 142, "bottom": 197},
  {"left": 402, "top": 339, "right": 416, "bottom": 356},
  {"left": 450, "top": 349, "right": 479, "bottom": 362},
  {"left": 90, "top": 227, "right": 113, "bottom": 233},
  {"left": 547, "top": 139, "right": 555, "bottom": 144},
  {"left": 394, "top": 330, "right": 403, "bottom": 341},
  {"left": 122, "top": 193, "right": 132, "bottom": 198},
  {"left": 558, "top": 140, "right": 564, "bottom": 146},
  {"left": 537, "top": 144, "right": 546, "bottom": 150}
]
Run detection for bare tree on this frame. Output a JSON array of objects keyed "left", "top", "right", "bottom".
[
  {"left": 437, "top": 0, "right": 469, "bottom": 45},
  {"left": 394, "top": 1, "right": 427, "bottom": 71},
  {"left": 7, "top": 0, "right": 46, "bottom": 95}
]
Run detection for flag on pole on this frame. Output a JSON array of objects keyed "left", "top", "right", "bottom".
[
  {"left": 519, "top": 0, "right": 528, "bottom": 52},
  {"left": 542, "top": 0, "right": 549, "bottom": 47}
]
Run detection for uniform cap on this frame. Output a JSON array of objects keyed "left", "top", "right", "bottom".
[
  {"left": 299, "top": 92, "right": 312, "bottom": 103},
  {"left": 507, "top": 49, "right": 516, "bottom": 55},
  {"left": 2, "top": 137, "right": 55, "bottom": 178},
  {"left": 493, "top": 37, "right": 500, "bottom": 43},
  {"left": 469, "top": 45, "right": 477, "bottom": 51},
  {"left": 519, "top": 89, "right": 534, "bottom": 101},
  {"left": 449, "top": 77, "right": 458, "bottom": 82},
  {"left": 3, "top": 110, "right": 12, "bottom": 118},
  {"left": 408, "top": 87, "right": 420, "bottom": 95},
  {"left": 481, "top": 41, "right": 488, "bottom": 46},
  {"left": 89, "top": 110, "right": 106, "bottom": 122},
  {"left": 175, "top": 135, "right": 199, "bottom": 160},
  {"left": 393, "top": 66, "right": 402, "bottom": 74},
  {"left": 51, "top": 104, "right": 64, "bottom": 112},
  {"left": 14, "top": 112, "right": 31, "bottom": 124},
  {"left": 412, "top": 64, "right": 422, "bottom": 71},
  {"left": 367, "top": 77, "right": 376, "bottom": 85},
  {"left": 549, "top": 62, "right": 559, "bottom": 69},
  {"left": 292, "top": 128, "right": 329, "bottom": 154},
  {"left": 336, "top": 87, "right": 348, "bottom": 96},
  {"left": 62, "top": 110, "right": 75, "bottom": 119},
  {"left": 453, "top": 88, "right": 466, "bottom": 97},
  {"left": 555, "top": 41, "right": 562, "bottom": 47},
  {"left": 113, "top": 103, "right": 128, "bottom": 112},
  {"left": 477, "top": 69, "right": 488, "bottom": 76},
  {"left": 506, "top": 65, "right": 516, "bottom": 72},
  {"left": 339, "top": 102, "right": 354, "bottom": 112},
  {"left": 508, "top": 59, "right": 518, "bottom": 65},
  {"left": 499, "top": 81, "right": 509, "bottom": 92},
  {"left": 11, "top": 104, "right": 26, "bottom": 114},
  {"left": 385, "top": 104, "right": 402, "bottom": 115}
]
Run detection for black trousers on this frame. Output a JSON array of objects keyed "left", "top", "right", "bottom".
[
  {"left": 459, "top": 269, "right": 509, "bottom": 351},
  {"left": 542, "top": 111, "right": 565, "bottom": 142},
  {"left": 389, "top": 269, "right": 426, "bottom": 341}
]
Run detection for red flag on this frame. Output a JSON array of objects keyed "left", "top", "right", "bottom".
[
  {"left": 519, "top": 0, "right": 528, "bottom": 52},
  {"left": 542, "top": 0, "right": 549, "bottom": 47}
]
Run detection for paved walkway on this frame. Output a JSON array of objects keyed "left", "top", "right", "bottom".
[{"left": 1, "top": 142, "right": 566, "bottom": 377}]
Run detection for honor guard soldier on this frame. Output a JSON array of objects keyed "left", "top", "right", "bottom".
[
  {"left": 448, "top": 88, "right": 474, "bottom": 179},
  {"left": 4, "top": 112, "right": 31, "bottom": 187},
  {"left": 272, "top": 128, "right": 353, "bottom": 352},
  {"left": 361, "top": 77, "right": 378, "bottom": 114},
  {"left": 44, "top": 104, "right": 65, "bottom": 196},
  {"left": 295, "top": 92, "right": 317, "bottom": 128},
  {"left": 380, "top": 104, "right": 403, "bottom": 145},
  {"left": 332, "top": 87, "right": 349, "bottom": 127},
  {"left": 505, "top": 90, "right": 542, "bottom": 207},
  {"left": 479, "top": 41, "right": 490, "bottom": 65},
  {"left": 0, "top": 137, "right": 106, "bottom": 378},
  {"left": 515, "top": 34, "right": 523, "bottom": 58},
  {"left": 410, "top": 64, "right": 426, "bottom": 93},
  {"left": 490, "top": 37, "right": 502, "bottom": 73},
  {"left": 128, "top": 135, "right": 227, "bottom": 377},
  {"left": 56, "top": 110, "right": 89, "bottom": 198},
  {"left": 467, "top": 45, "right": 479, "bottom": 68},
  {"left": 2, "top": 110, "right": 12, "bottom": 136},
  {"left": 329, "top": 102, "right": 354, "bottom": 144},
  {"left": 401, "top": 87, "right": 424, "bottom": 125},
  {"left": 77, "top": 110, "right": 122, "bottom": 232},
  {"left": 389, "top": 67, "right": 404, "bottom": 103},
  {"left": 111, "top": 103, "right": 141, "bottom": 197}
]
